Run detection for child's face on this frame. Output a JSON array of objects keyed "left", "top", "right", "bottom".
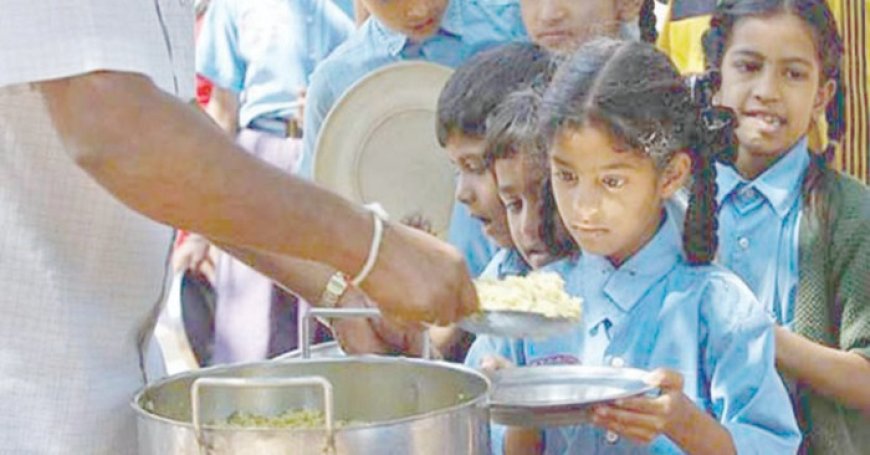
[
  {"left": 494, "top": 153, "right": 555, "bottom": 269},
  {"left": 717, "top": 13, "right": 835, "bottom": 172},
  {"left": 445, "top": 134, "right": 514, "bottom": 248},
  {"left": 520, "top": 0, "right": 636, "bottom": 53},
  {"left": 550, "top": 125, "right": 686, "bottom": 266},
  {"left": 361, "top": 0, "right": 448, "bottom": 41}
]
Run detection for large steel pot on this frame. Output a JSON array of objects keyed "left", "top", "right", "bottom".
[{"left": 133, "top": 357, "right": 491, "bottom": 454}]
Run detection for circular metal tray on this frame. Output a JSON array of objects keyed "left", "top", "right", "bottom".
[
  {"left": 489, "top": 365, "right": 656, "bottom": 427},
  {"left": 458, "top": 310, "right": 578, "bottom": 339}
]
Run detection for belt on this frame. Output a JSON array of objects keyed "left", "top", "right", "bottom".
[{"left": 247, "top": 116, "right": 303, "bottom": 139}]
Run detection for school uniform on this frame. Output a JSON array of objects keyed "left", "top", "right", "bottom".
[
  {"left": 300, "top": 0, "right": 528, "bottom": 276},
  {"left": 466, "top": 212, "right": 801, "bottom": 454},
  {"left": 717, "top": 138, "right": 870, "bottom": 454},
  {"left": 479, "top": 247, "right": 531, "bottom": 279}
]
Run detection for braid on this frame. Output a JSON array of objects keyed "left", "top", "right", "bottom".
[
  {"left": 683, "top": 148, "right": 720, "bottom": 265},
  {"left": 683, "top": 72, "right": 738, "bottom": 265},
  {"left": 639, "top": 0, "right": 658, "bottom": 43}
]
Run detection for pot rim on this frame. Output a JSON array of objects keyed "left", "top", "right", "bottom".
[{"left": 131, "top": 356, "right": 492, "bottom": 431}]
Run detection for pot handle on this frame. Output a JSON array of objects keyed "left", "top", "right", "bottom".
[
  {"left": 191, "top": 376, "right": 336, "bottom": 454},
  {"left": 301, "top": 306, "right": 432, "bottom": 360}
]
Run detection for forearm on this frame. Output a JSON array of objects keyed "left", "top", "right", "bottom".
[
  {"left": 38, "top": 71, "right": 370, "bottom": 275},
  {"left": 667, "top": 399, "right": 736, "bottom": 455},
  {"left": 217, "top": 243, "right": 333, "bottom": 304},
  {"left": 776, "top": 327, "right": 870, "bottom": 413}
]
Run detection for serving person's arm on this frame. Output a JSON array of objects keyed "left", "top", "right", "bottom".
[{"left": 38, "top": 71, "right": 477, "bottom": 324}]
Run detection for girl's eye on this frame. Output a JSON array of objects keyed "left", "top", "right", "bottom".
[
  {"left": 602, "top": 176, "right": 626, "bottom": 189},
  {"left": 464, "top": 160, "right": 487, "bottom": 175},
  {"left": 785, "top": 68, "right": 808, "bottom": 81},
  {"left": 553, "top": 168, "right": 577, "bottom": 184},
  {"left": 503, "top": 198, "right": 522, "bottom": 213},
  {"left": 734, "top": 60, "right": 761, "bottom": 74}
]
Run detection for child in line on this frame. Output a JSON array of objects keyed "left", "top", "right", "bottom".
[
  {"left": 704, "top": 0, "right": 870, "bottom": 452},
  {"left": 467, "top": 38, "right": 801, "bottom": 454},
  {"left": 301, "top": 0, "right": 529, "bottom": 277},
  {"left": 432, "top": 42, "right": 556, "bottom": 360},
  {"left": 484, "top": 88, "right": 577, "bottom": 275},
  {"left": 519, "top": 0, "right": 655, "bottom": 54}
]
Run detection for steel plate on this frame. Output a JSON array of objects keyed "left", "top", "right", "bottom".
[{"left": 489, "top": 365, "right": 656, "bottom": 427}]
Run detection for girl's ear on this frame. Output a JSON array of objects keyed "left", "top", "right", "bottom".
[
  {"left": 660, "top": 151, "right": 692, "bottom": 199},
  {"left": 813, "top": 78, "right": 837, "bottom": 119},
  {"left": 617, "top": 0, "right": 645, "bottom": 22}
]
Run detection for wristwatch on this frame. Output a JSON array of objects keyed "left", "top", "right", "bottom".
[{"left": 319, "top": 271, "right": 349, "bottom": 309}]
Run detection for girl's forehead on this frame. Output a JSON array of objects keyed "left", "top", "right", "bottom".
[{"left": 728, "top": 12, "right": 822, "bottom": 63}]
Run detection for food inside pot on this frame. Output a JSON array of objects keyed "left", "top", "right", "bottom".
[{"left": 221, "top": 409, "right": 353, "bottom": 429}]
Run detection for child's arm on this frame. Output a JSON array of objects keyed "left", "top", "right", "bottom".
[
  {"left": 778, "top": 203, "right": 870, "bottom": 412},
  {"left": 591, "top": 369, "right": 736, "bottom": 455},
  {"left": 504, "top": 427, "right": 543, "bottom": 455},
  {"left": 775, "top": 327, "right": 870, "bottom": 413}
]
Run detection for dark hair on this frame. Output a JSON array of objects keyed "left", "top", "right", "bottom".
[
  {"left": 436, "top": 43, "right": 553, "bottom": 147},
  {"left": 702, "top": 0, "right": 845, "bottom": 217},
  {"left": 542, "top": 38, "right": 735, "bottom": 265},
  {"left": 638, "top": 0, "right": 658, "bottom": 43},
  {"left": 486, "top": 89, "right": 579, "bottom": 257}
]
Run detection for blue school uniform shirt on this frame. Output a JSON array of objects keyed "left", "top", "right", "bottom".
[
  {"left": 466, "top": 213, "right": 801, "bottom": 454},
  {"left": 299, "top": 0, "right": 527, "bottom": 276},
  {"left": 716, "top": 138, "right": 808, "bottom": 329},
  {"left": 196, "top": 0, "right": 354, "bottom": 129},
  {"left": 479, "top": 247, "right": 531, "bottom": 279}
]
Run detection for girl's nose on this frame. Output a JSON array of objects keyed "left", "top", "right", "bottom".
[{"left": 752, "top": 68, "right": 782, "bottom": 102}]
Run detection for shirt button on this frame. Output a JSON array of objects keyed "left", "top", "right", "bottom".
[
  {"left": 610, "top": 357, "right": 625, "bottom": 368},
  {"left": 738, "top": 237, "right": 750, "bottom": 249},
  {"left": 306, "top": 16, "right": 314, "bottom": 24},
  {"left": 605, "top": 431, "right": 619, "bottom": 444}
]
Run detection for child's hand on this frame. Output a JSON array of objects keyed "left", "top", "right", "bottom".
[
  {"left": 590, "top": 368, "right": 691, "bottom": 445},
  {"left": 479, "top": 354, "right": 515, "bottom": 373}
]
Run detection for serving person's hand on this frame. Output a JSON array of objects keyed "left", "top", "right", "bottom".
[
  {"left": 330, "top": 286, "right": 429, "bottom": 357},
  {"left": 360, "top": 221, "right": 479, "bottom": 325}
]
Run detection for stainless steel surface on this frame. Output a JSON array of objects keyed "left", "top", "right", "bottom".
[
  {"left": 300, "top": 306, "right": 432, "bottom": 360},
  {"left": 458, "top": 310, "right": 579, "bottom": 339},
  {"left": 275, "top": 340, "right": 344, "bottom": 361},
  {"left": 489, "top": 365, "right": 656, "bottom": 427},
  {"left": 191, "top": 376, "right": 336, "bottom": 453},
  {"left": 134, "top": 357, "right": 491, "bottom": 454}
]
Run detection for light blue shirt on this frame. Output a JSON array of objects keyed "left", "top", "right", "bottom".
[
  {"left": 299, "top": 0, "right": 527, "bottom": 275},
  {"left": 479, "top": 248, "right": 531, "bottom": 279},
  {"left": 716, "top": 138, "right": 808, "bottom": 329},
  {"left": 196, "top": 0, "right": 354, "bottom": 128},
  {"left": 466, "top": 214, "right": 801, "bottom": 454}
]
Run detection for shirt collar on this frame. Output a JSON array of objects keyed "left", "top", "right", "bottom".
[
  {"left": 577, "top": 212, "right": 682, "bottom": 328},
  {"left": 716, "top": 138, "right": 810, "bottom": 218},
  {"left": 373, "top": 0, "right": 464, "bottom": 56}
]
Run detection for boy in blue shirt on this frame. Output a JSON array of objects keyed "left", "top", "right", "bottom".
[{"left": 301, "top": 0, "right": 528, "bottom": 276}]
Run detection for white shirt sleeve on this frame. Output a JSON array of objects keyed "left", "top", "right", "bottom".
[{"left": 0, "top": 0, "right": 194, "bottom": 98}]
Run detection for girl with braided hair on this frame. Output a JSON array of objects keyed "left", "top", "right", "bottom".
[
  {"left": 466, "top": 38, "right": 800, "bottom": 454},
  {"left": 704, "top": 0, "right": 870, "bottom": 452}
]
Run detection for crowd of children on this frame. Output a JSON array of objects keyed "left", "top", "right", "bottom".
[
  {"left": 188, "top": 0, "right": 869, "bottom": 453},
  {"left": 431, "top": 0, "right": 868, "bottom": 454}
]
